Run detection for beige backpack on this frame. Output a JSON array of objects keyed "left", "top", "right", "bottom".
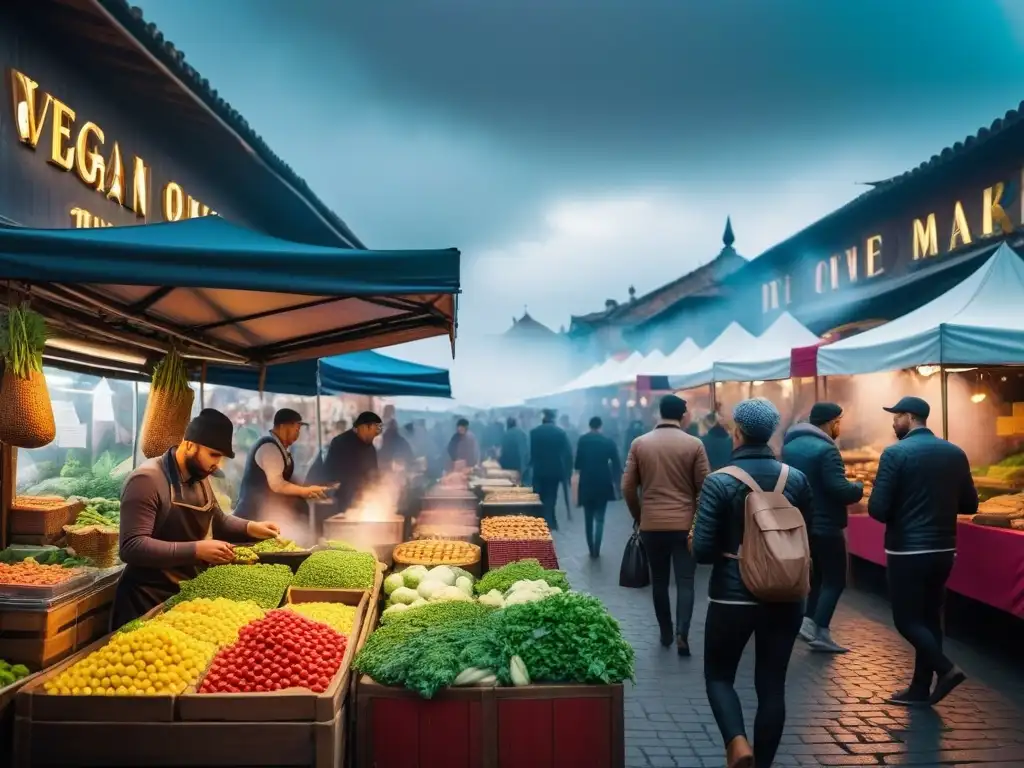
[{"left": 714, "top": 464, "right": 811, "bottom": 602}]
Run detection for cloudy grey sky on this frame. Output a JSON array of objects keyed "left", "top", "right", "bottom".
[{"left": 137, "top": 0, "right": 1024, "bottom": 390}]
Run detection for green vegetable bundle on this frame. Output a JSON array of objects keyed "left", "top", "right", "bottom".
[
  {"left": 379, "top": 599, "right": 493, "bottom": 628},
  {"left": 168, "top": 563, "right": 292, "bottom": 610},
  {"left": 0, "top": 306, "right": 55, "bottom": 449},
  {"left": 293, "top": 549, "right": 377, "bottom": 589},
  {"left": 354, "top": 615, "right": 497, "bottom": 698},
  {"left": 474, "top": 559, "right": 570, "bottom": 595},
  {"left": 252, "top": 538, "right": 302, "bottom": 554},
  {"left": 68, "top": 506, "right": 119, "bottom": 530},
  {"left": 487, "top": 592, "right": 634, "bottom": 686},
  {"left": 140, "top": 349, "right": 195, "bottom": 459}
]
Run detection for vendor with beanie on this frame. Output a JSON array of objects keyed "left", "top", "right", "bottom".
[
  {"left": 112, "top": 408, "right": 281, "bottom": 629},
  {"left": 782, "top": 402, "right": 864, "bottom": 653}
]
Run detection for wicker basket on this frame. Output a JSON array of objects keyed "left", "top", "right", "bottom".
[
  {"left": 140, "top": 386, "right": 195, "bottom": 458},
  {"left": 63, "top": 525, "right": 120, "bottom": 568},
  {"left": 10, "top": 496, "right": 84, "bottom": 538},
  {"left": 0, "top": 369, "right": 56, "bottom": 448}
]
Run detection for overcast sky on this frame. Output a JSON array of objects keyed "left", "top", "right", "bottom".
[{"left": 137, "top": 0, "right": 1024, "bottom": 389}]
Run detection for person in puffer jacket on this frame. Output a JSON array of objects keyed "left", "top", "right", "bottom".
[
  {"left": 690, "top": 398, "right": 814, "bottom": 768},
  {"left": 781, "top": 402, "right": 864, "bottom": 653}
]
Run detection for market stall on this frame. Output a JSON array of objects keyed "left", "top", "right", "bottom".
[
  {"left": 354, "top": 539, "right": 629, "bottom": 768},
  {"left": 814, "top": 242, "right": 1024, "bottom": 618},
  {"left": 11, "top": 546, "right": 385, "bottom": 767}
]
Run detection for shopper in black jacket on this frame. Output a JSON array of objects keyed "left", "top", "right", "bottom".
[
  {"left": 869, "top": 396, "right": 978, "bottom": 707},
  {"left": 781, "top": 402, "right": 864, "bottom": 653},
  {"left": 691, "top": 398, "right": 814, "bottom": 768}
]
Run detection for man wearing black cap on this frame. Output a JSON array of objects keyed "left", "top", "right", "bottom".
[
  {"left": 782, "top": 402, "right": 864, "bottom": 652},
  {"left": 870, "top": 396, "right": 977, "bottom": 706},
  {"left": 113, "top": 409, "right": 281, "bottom": 629},
  {"left": 234, "top": 409, "right": 329, "bottom": 526},
  {"left": 323, "top": 411, "right": 382, "bottom": 519}
]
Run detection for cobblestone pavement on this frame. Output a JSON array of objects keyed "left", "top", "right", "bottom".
[{"left": 551, "top": 500, "right": 1024, "bottom": 768}]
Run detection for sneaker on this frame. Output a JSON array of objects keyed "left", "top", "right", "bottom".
[
  {"left": 799, "top": 617, "right": 817, "bottom": 643},
  {"left": 808, "top": 628, "right": 849, "bottom": 653},
  {"left": 929, "top": 667, "right": 966, "bottom": 705},
  {"left": 885, "top": 687, "right": 931, "bottom": 706}
]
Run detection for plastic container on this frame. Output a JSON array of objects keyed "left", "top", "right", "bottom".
[{"left": 0, "top": 569, "right": 97, "bottom": 603}]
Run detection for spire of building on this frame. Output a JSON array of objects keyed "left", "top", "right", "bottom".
[{"left": 722, "top": 216, "right": 735, "bottom": 248}]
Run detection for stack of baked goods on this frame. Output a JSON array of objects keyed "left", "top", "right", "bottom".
[{"left": 973, "top": 493, "right": 1024, "bottom": 527}]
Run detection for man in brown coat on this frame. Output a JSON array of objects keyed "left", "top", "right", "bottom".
[{"left": 623, "top": 394, "right": 710, "bottom": 655}]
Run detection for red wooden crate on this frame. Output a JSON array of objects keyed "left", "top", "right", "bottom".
[
  {"left": 355, "top": 678, "right": 624, "bottom": 768},
  {"left": 485, "top": 539, "right": 558, "bottom": 570}
]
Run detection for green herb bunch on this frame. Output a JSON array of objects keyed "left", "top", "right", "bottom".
[
  {"left": 0, "top": 306, "right": 47, "bottom": 379},
  {"left": 151, "top": 348, "right": 190, "bottom": 395}
]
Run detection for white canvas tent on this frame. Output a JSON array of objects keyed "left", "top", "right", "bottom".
[
  {"left": 644, "top": 338, "right": 701, "bottom": 377},
  {"left": 588, "top": 351, "right": 644, "bottom": 388},
  {"left": 817, "top": 243, "right": 1024, "bottom": 375},
  {"left": 713, "top": 312, "right": 819, "bottom": 383},
  {"left": 553, "top": 357, "right": 619, "bottom": 394},
  {"left": 668, "top": 322, "right": 758, "bottom": 390},
  {"left": 609, "top": 349, "right": 666, "bottom": 384}
]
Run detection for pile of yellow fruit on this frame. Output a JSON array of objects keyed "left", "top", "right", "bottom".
[
  {"left": 44, "top": 624, "right": 215, "bottom": 696},
  {"left": 152, "top": 598, "right": 264, "bottom": 648},
  {"left": 285, "top": 602, "right": 358, "bottom": 635}
]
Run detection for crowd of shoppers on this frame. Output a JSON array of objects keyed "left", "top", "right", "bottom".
[{"left": 611, "top": 393, "right": 977, "bottom": 768}]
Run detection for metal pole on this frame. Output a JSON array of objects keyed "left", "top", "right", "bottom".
[
  {"left": 823, "top": 376, "right": 829, "bottom": 399},
  {"left": 131, "top": 381, "right": 139, "bottom": 470},
  {"left": 940, "top": 365, "right": 949, "bottom": 440},
  {"left": 200, "top": 361, "right": 207, "bottom": 409},
  {"left": 315, "top": 360, "right": 324, "bottom": 459}
]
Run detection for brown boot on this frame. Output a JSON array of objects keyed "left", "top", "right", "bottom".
[{"left": 726, "top": 735, "right": 754, "bottom": 768}]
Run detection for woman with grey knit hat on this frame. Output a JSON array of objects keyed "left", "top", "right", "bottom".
[{"left": 690, "top": 398, "right": 814, "bottom": 768}]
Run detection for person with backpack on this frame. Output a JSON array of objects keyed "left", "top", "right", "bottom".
[
  {"left": 690, "top": 398, "right": 814, "bottom": 768},
  {"left": 781, "top": 402, "right": 864, "bottom": 652}
]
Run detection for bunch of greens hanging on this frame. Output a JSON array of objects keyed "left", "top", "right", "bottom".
[
  {"left": 139, "top": 348, "right": 195, "bottom": 458},
  {"left": 0, "top": 305, "right": 55, "bottom": 448}
]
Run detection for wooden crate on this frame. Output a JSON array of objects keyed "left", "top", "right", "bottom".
[
  {"left": 354, "top": 679, "right": 625, "bottom": 768},
  {"left": 0, "top": 577, "right": 118, "bottom": 668},
  {"left": 12, "top": 703, "right": 345, "bottom": 767},
  {"left": 0, "top": 673, "right": 39, "bottom": 768},
  {"left": 8, "top": 498, "right": 83, "bottom": 542},
  {"left": 355, "top": 677, "right": 493, "bottom": 768}
]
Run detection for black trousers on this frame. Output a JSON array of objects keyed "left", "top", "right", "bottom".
[
  {"left": 534, "top": 476, "right": 561, "bottom": 531},
  {"left": 805, "top": 534, "right": 848, "bottom": 629},
  {"left": 704, "top": 601, "right": 802, "bottom": 768},
  {"left": 887, "top": 551, "right": 955, "bottom": 695},
  {"left": 639, "top": 530, "right": 696, "bottom": 637}
]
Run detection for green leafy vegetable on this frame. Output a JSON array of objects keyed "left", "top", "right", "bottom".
[
  {"left": 487, "top": 592, "right": 634, "bottom": 685},
  {"left": 474, "top": 559, "right": 569, "bottom": 595},
  {"left": 378, "top": 599, "right": 493, "bottom": 628}
]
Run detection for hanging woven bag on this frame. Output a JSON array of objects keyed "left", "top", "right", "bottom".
[
  {"left": 0, "top": 306, "right": 55, "bottom": 449},
  {"left": 140, "top": 349, "right": 195, "bottom": 458}
]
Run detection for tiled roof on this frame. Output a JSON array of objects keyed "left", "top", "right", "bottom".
[
  {"left": 569, "top": 218, "right": 747, "bottom": 329},
  {"left": 504, "top": 312, "right": 562, "bottom": 339},
  {"left": 747, "top": 102, "right": 1024, "bottom": 273},
  {"left": 93, "top": 0, "right": 365, "bottom": 249}
]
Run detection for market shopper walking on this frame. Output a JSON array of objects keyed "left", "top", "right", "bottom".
[
  {"left": 573, "top": 417, "right": 623, "bottom": 558},
  {"left": 622, "top": 395, "right": 709, "bottom": 655},
  {"left": 529, "top": 409, "right": 573, "bottom": 531},
  {"left": 868, "top": 396, "right": 978, "bottom": 707},
  {"left": 781, "top": 402, "right": 864, "bottom": 652},
  {"left": 499, "top": 416, "right": 529, "bottom": 479},
  {"left": 690, "top": 398, "right": 814, "bottom": 768},
  {"left": 447, "top": 418, "right": 481, "bottom": 469}
]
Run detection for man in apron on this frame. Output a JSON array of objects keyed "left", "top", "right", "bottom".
[
  {"left": 111, "top": 409, "right": 281, "bottom": 629},
  {"left": 233, "top": 408, "right": 329, "bottom": 533}
]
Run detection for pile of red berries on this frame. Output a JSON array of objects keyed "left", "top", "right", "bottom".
[{"left": 198, "top": 609, "right": 347, "bottom": 694}]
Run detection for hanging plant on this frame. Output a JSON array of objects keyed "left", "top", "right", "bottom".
[
  {"left": 139, "top": 348, "right": 195, "bottom": 458},
  {"left": 0, "top": 305, "right": 56, "bottom": 448}
]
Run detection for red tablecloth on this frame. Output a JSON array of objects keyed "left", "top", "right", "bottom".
[{"left": 846, "top": 513, "right": 1024, "bottom": 619}]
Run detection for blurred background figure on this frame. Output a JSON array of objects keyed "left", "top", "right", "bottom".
[
  {"left": 530, "top": 409, "right": 573, "bottom": 531},
  {"left": 500, "top": 416, "right": 529, "bottom": 480},
  {"left": 447, "top": 418, "right": 481, "bottom": 469},
  {"left": 574, "top": 416, "right": 622, "bottom": 558}
]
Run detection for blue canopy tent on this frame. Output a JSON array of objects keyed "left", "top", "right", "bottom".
[
  {"left": 202, "top": 350, "right": 452, "bottom": 398},
  {"left": 0, "top": 217, "right": 460, "bottom": 378}
]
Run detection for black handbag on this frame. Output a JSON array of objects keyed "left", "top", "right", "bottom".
[{"left": 619, "top": 526, "right": 650, "bottom": 588}]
